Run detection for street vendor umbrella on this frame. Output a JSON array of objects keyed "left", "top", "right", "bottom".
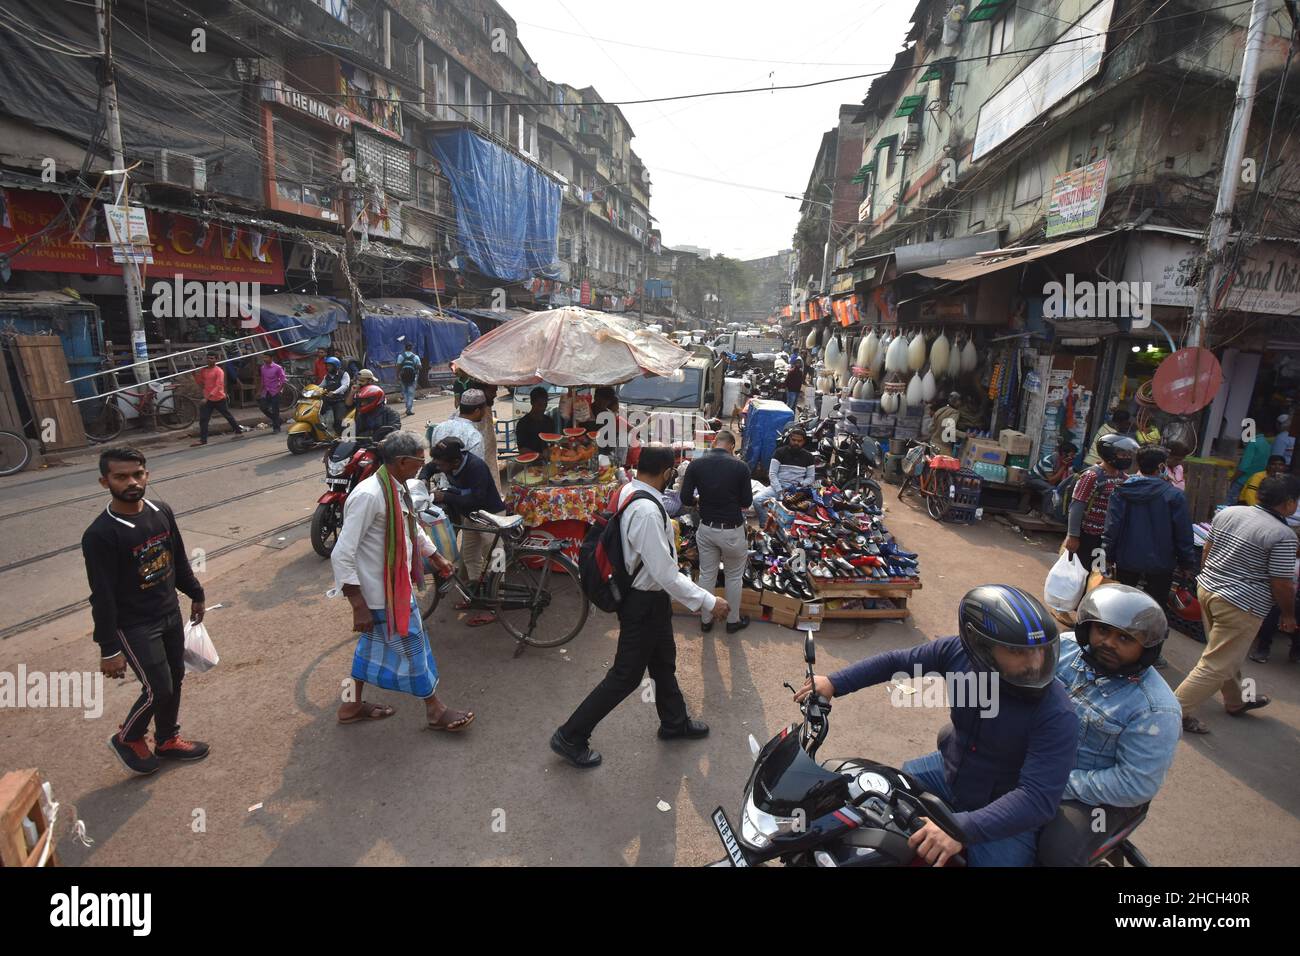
[{"left": 451, "top": 306, "right": 691, "bottom": 387}]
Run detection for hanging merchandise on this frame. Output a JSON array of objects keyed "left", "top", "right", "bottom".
[
  {"left": 806, "top": 327, "right": 818, "bottom": 349},
  {"left": 908, "top": 331, "right": 926, "bottom": 371},
  {"left": 862, "top": 378, "right": 875, "bottom": 400},
  {"left": 881, "top": 390, "right": 898, "bottom": 413},
  {"left": 961, "top": 337, "right": 978, "bottom": 373},
  {"left": 835, "top": 336, "right": 851, "bottom": 378},
  {"left": 885, "top": 332, "right": 908, "bottom": 373},
  {"left": 930, "top": 330, "right": 950, "bottom": 377},
  {"left": 946, "top": 339, "right": 962, "bottom": 380},
  {"left": 921, "top": 368, "right": 937, "bottom": 402},
  {"left": 871, "top": 336, "right": 887, "bottom": 378},
  {"left": 857, "top": 329, "right": 875, "bottom": 367},
  {"left": 851, "top": 379, "right": 863, "bottom": 399},
  {"left": 906, "top": 372, "right": 924, "bottom": 409},
  {"left": 826, "top": 333, "right": 841, "bottom": 372}
]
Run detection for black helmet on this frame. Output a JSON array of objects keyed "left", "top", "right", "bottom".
[
  {"left": 959, "top": 585, "right": 1060, "bottom": 697},
  {"left": 1097, "top": 433, "right": 1139, "bottom": 469},
  {"left": 1074, "top": 583, "right": 1167, "bottom": 676}
]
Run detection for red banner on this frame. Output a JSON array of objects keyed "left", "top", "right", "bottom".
[
  {"left": 0, "top": 189, "right": 285, "bottom": 284},
  {"left": 580, "top": 280, "right": 592, "bottom": 306}
]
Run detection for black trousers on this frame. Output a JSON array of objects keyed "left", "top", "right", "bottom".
[
  {"left": 199, "top": 399, "right": 240, "bottom": 441},
  {"left": 1075, "top": 532, "right": 1104, "bottom": 573},
  {"left": 323, "top": 398, "right": 347, "bottom": 431},
  {"left": 1254, "top": 598, "right": 1300, "bottom": 656},
  {"left": 1037, "top": 800, "right": 1147, "bottom": 866},
  {"left": 559, "top": 589, "right": 688, "bottom": 744},
  {"left": 1115, "top": 568, "right": 1174, "bottom": 607},
  {"left": 116, "top": 608, "right": 187, "bottom": 744},
  {"left": 258, "top": 393, "right": 282, "bottom": 430}
]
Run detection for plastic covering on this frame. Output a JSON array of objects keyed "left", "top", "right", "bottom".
[
  {"left": 743, "top": 400, "right": 795, "bottom": 471},
  {"left": 453, "top": 307, "right": 691, "bottom": 387},
  {"left": 361, "top": 299, "right": 479, "bottom": 385},
  {"left": 253, "top": 295, "right": 349, "bottom": 354},
  {"left": 430, "top": 130, "right": 562, "bottom": 282}
]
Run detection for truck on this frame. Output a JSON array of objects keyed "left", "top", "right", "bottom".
[{"left": 709, "top": 330, "right": 784, "bottom": 357}]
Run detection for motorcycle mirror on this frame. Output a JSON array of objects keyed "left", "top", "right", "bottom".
[
  {"left": 748, "top": 734, "right": 761, "bottom": 761},
  {"left": 846, "top": 415, "right": 858, "bottom": 424},
  {"left": 803, "top": 633, "right": 816, "bottom": 665}
]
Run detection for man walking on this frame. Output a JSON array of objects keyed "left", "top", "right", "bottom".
[
  {"left": 81, "top": 447, "right": 210, "bottom": 774},
  {"left": 783, "top": 357, "right": 805, "bottom": 411},
  {"left": 332, "top": 431, "right": 473, "bottom": 731},
  {"left": 192, "top": 351, "right": 246, "bottom": 446},
  {"left": 257, "top": 352, "right": 286, "bottom": 433},
  {"left": 680, "top": 429, "right": 753, "bottom": 634},
  {"left": 1065, "top": 433, "right": 1137, "bottom": 570},
  {"left": 1176, "top": 474, "right": 1300, "bottom": 735},
  {"left": 551, "top": 447, "right": 730, "bottom": 768},
  {"left": 395, "top": 335, "right": 422, "bottom": 417}
]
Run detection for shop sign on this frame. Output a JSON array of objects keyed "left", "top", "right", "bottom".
[
  {"left": 104, "top": 204, "right": 152, "bottom": 264},
  {"left": 1124, "top": 233, "right": 1300, "bottom": 317},
  {"left": 0, "top": 189, "right": 284, "bottom": 283},
  {"left": 920, "top": 297, "right": 969, "bottom": 323},
  {"left": 261, "top": 80, "right": 351, "bottom": 132},
  {"left": 1045, "top": 158, "right": 1109, "bottom": 238}
]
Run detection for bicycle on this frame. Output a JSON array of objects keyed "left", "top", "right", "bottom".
[
  {"left": 416, "top": 504, "right": 590, "bottom": 657},
  {"left": 83, "top": 374, "right": 200, "bottom": 443},
  {"left": 897, "top": 441, "right": 970, "bottom": 522},
  {"left": 0, "top": 428, "right": 32, "bottom": 476}
]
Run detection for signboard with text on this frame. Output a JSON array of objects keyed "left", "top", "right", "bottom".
[
  {"left": 1123, "top": 233, "right": 1300, "bottom": 316},
  {"left": 1045, "top": 158, "right": 1109, "bottom": 238}
]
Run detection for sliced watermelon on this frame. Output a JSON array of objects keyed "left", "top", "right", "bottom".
[
  {"left": 516, "top": 451, "right": 540, "bottom": 464},
  {"left": 539, "top": 432, "right": 564, "bottom": 442},
  {"left": 563, "top": 426, "right": 587, "bottom": 437}
]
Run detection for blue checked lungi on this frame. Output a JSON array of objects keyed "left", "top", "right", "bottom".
[{"left": 350, "top": 598, "right": 439, "bottom": 699}]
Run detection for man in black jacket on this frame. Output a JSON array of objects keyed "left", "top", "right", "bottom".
[
  {"left": 81, "top": 447, "right": 210, "bottom": 775},
  {"left": 681, "top": 429, "right": 753, "bottom": 633}
]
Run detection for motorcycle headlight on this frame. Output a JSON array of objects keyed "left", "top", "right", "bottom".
[
  {"left": 326, "top": 459, "right": 348, "bottom": 477},
  {"left": 739, "top": 791, "right": 802, "bottom": 850}
]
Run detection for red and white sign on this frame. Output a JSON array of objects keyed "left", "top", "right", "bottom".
[{"left": 1153, "top": 347, "right": 1223, "bottom": 415}]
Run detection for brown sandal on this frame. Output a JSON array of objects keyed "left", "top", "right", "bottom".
[
  {"left": 427, "top": 706, "right": 475, "bottom": 732},
  {"left": 1182, "top": 715, "right": 1211, "bottom": 735},
  {"left": 338, "top": 701, "right": 395, "bottom": 724}
]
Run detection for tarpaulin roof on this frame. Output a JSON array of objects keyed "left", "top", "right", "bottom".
[
  {"left": 914, "top": 232, "right": 1113, "bottom": 282},
  {"left": 453, "top": 307, "right": 691, "bottom": 387},
  {"left": 254, "top": 294, "right": 349, "bottom": 356},
  {"left": 430, "top": 129, "right": 562, "bottom": 282},
  {"left": 361, "top": 299, "right": 480, "bottom": 383}
]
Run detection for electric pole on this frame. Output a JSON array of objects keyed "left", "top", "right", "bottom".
[
  {"left": 96, "top": 0, "right": 149, "bottom": 382},
  {"left": 1188, "top": 0, "right": 1273, "bottom": 348}
]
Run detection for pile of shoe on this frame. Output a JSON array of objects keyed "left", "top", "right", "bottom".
[{"left": 764, "top": 485, "right": 920, "bottom": 587}]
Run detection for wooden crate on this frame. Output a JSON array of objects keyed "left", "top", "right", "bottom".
[
  {"left": 0, "top": 769, "right": 57, "bottom": 867},
  {"left": 1184, "top": 459, "right": 1232, "bottom": 524},
  {"left": 812, "top": 579, "right": 920, "bottom": 621}
]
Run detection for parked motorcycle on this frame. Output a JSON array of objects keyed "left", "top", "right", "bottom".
[
  {"left": 287, "top": 384, "right": 355, "bottom": 455},
  {"left": 310, "top": 430, "right": 393, "bottom": 557}
]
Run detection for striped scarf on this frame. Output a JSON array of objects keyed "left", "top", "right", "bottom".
[{"left": 376, "top": 465, "right": 422, "bottom": 637}]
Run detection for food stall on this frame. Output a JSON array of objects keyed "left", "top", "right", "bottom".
[{"left": 453, "top": 307, "right": 691, "bottom": 557}]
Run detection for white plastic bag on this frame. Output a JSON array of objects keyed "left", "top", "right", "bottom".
[
  {"left": 1044, "top": 551, "right": 1088, "bottom": 613},
  {"left": 183, "top": 620, "right": 219, "bottom": 674}
]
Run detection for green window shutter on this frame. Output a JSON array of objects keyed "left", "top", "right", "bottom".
[
  {"left": 894, "top": 94, "right": 925, "bottom": 118},
  {"left": 967, "top": 0, "right": 1010, "bottom": 23}
]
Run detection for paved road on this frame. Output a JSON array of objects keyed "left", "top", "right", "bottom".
[{"left": 1, "top": 422, "right": 1297, "bottom": 866}]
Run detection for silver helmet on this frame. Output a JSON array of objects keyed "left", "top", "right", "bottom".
[{"left": 1075, "top": 583, "right": 1167, "bottom": 672}]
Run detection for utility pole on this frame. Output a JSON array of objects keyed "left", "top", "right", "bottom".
[
  {"left": 1188, "top": 0, "right": 1273, "bottom": 348},
  {"left": 638, "top": 228, "right": 647, "bottom": 324},
  {"left": 96, "top": 0, "right": 149, "bottom": 383}
]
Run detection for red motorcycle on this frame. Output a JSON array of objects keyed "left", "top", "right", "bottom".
[{"left": 311, "top": 438, "right": 384, "bottom": 557}]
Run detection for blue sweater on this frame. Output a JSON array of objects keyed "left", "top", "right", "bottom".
[
  {"left": 1102, "top": 475, "right": 1199, "bottom": 573},
  {"left": 829, "top": 636, "right": 1078, "bottom": 844}
]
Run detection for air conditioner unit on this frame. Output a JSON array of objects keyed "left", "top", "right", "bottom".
[
  {"left": 153, "top": 149, "right": 206, "bottom": 191},
  {"left": 899, "top": 121, "right": 922, "bottom": 154}
]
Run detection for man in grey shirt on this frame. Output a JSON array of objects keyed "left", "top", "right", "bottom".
[
  {"left": 680, "top": 429, "right": 753, "bottom": 634},
  {"left": 1176, "top": 474, "right": 1299, "bottom": 735}
]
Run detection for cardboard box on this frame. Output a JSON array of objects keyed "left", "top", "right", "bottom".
[
  {"left": 761, "top": 589, "right": 804, "bottom": 614},
  {"left": 1006, "top": 453, "right": 1031, "bottom": 470},
  {"left": 1006, "top": 466, "right": 1027, "bottom": 485},
  {"left": 962, "top": 438, "right": 1006, "bottom": 468},
  {"left": 998, "top": 429, "right": 1032, "bottom": 456},
  {"left": 713, "top": 587, "right": 764, "bottom": 614},
  {"left": 769, "top": 606, "right": 800, "bottom": 628}
]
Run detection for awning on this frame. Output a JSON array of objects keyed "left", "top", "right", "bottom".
[
  {"left": 913, "top": 232, "right": 1114, "bottom": 282},
  {"left": 850, "top": 162, "right": 875, "bottom": 184},
  {"left": 916, "top": 58, "right": 955, "bottom": 85},
  {"left": 895, "top": 94, "right": 925, "bottom": 118},
  {"left": 968, "top": 0, "right": 1012, "bottom": 21}
]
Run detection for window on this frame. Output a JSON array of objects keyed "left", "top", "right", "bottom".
[
  {"left": 355, "top": 130, "right": 413, "bottom": 199},
  {"left": 270, "top": 115, "right": 337, "bottom": 212},
  {"left": 988, "top": 3, "right": 1015, "bottom": 62},
  {"left": 1013, "top": 155, "right": 1042, "bottom": 207},
  {"left": 968, "top": 189, "right": 987, "bottom": 230}
]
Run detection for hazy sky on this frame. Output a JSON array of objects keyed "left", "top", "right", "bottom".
[{"left": 512, "top": 0, "right": 916, "bottom": 261}]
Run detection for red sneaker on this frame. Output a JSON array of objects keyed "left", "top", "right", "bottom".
[
  {"left": 154, "top": 735, "right": 210, "bottom": 762},
  {"left": 109, "top": 735, "right": 160, "bottom": 775}
]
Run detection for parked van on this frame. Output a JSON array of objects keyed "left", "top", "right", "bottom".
[{"left": 709, "top": 330, "right": 784, "bottom": 356}]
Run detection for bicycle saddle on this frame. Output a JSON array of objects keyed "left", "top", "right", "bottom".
[{"left": 474, "top": 511, "right": 523, "bottom": 529}]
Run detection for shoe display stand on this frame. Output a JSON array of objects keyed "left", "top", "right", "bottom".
[{"left": 811, "top": 578, "right": 920, "bottom": 621}]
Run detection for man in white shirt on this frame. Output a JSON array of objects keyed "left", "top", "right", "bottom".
[
  {"left": 551, "top": 446, "right": 730, "bottom": 768},
  {"left": 427, "top": 388, "right": 487, "bottom": 464},
  {"left": 331, "top": 431, "right": 474, "bottom": 732},
  {"left": 1273, "top": 413, "right": 1295, "bottom": 466}
]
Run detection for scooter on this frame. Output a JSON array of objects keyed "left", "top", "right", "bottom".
[
  {"left": 309, "top": 428, "right": 394, "bottom": 557},
  {"left": 709, "top": 634, "right": 970, "bottom": 867},
  {"left": 287, "top": 384, "right": 355, "bottom": 455}
]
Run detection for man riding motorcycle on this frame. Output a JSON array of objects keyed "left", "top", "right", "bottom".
[
  {"left": 354, "top": 384, "right": 401, "bottom": 440},
  {"left": 797, "top": 585, "right": 1078, "bottom": 866},
  {"left": 1037, "top": 584, "right": 1181, "bottom": 866}
]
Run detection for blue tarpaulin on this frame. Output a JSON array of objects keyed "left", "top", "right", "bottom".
[
  {"left": 429, "top": 129, "right": 561, "bottom": 282},
  {"left": 743, "top": 399, "right": 795, "bottom": 471},
  {"left": 253, "top": 294, "right": 349, "bottom": 354},
  {"left": 360, "top": 298, "right": 480, "bottom": 386}
]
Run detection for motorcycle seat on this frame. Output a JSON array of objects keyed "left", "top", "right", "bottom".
[{"left": 474, "top": 511, "right": 524, "bottom": 530}]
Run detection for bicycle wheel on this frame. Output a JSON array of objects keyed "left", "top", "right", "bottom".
[
  {"left": 925, "top": 470, "right": 950, "bottom": 522},
  {"left": 419, "top": 573, "right": 451, "bottom": 622},
  {"left": 0, "top": 429, "right": 32, "bottom": 476},
  {"left": 83, "top": 400, "right": 124, "bottom": 443},
  {"left": 158, "top": 394, "right": 199, "bottom": 431},
  {"left": 491, "top": 549, "right": 589, "bottom": 647},
  {"left": 844, "top": 477, "right": 882, "bottom": 510},
  {"left": 280, "top": 382, "right": 300, "bottom": 407}
]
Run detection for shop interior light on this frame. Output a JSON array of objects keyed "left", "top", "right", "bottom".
[{"left": 1131, "top": 346, "right": 1141, "bottom": 352}]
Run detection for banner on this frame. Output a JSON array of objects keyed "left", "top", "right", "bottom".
[
  {"left": 0, "top": 189, "right": 284, "bottom": 283},
  {"left": 1046, "top": 159, "right": 1109, "bottom": 238}
]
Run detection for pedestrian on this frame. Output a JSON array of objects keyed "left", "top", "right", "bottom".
[
  {"left": 331, "top": 430, "right": 473, "bottom": 731},
  {"left": 313, "top": 347, "right": 329, "bottom": 385},
  {"left": 1238, "top": 455, "right": 1287, "bottom": 505},
  {"left": 1135, "top": 418, "right": 1161, "bottom": 446},
  {"left": 1229, "top": 424, "right": 1275, "bottom": 503},
  {"left": 1084, "top": 409, "right": 1132, "bottom": 465},
  {"left": 318, "top": 355, "right": 350, "bottom": 433},
  {"left": 192, "top": 350, "right": 246, "bottom": 446},
  {"left": 1272, "top": 413, "right": 1295, "bottom": 465},
  {"left": 421, "top": 437, "right": 505, "bottom": 626},
  {"left": 1026, "top": 440, "right": 1077, "bottom": 520},
  {"left": 1175, "top": 474, "right": 1300, "bottom": 735},
  {"left": 1248, "top": 590, "right": 1300, "bottom": 664},
  {"left": 81, "top": 446, "right": 210, "bottom": 775},
  {"left": 1163, "top": 440, "right": 1189, "bottom": 491},
  {"left": 428, "top": 387, "right": 487, "bottom": 462},
  {"left": 396, "top": 335, "right": 422, "bottom": 417},
  {"left": 1065, "top": 433, "right": 1137, "bottom": 570},
  {"left": 680, "top": 429, "right": 753, "bottom": 634},
  {"left": 257, "top": 352, "right": 286, "bottom": 433},
  {"left": 550, "top": 446, "right": 730, "bottom": 768},
  {"left": 783, "top": 357, "right": 805, "bottom": 411},
  {"left": 1103, "top": 446, "right": 1198, "bottom": 667}
]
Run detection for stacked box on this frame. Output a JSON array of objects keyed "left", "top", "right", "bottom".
[
  {"left": 961, "top": 438, "right": 1006, "bottom": 469},
  {"left": 998, "top": 429, "right": 1033, "bottom": 456}
]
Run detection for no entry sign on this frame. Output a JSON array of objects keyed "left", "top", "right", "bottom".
[{"left": 1152, "top": 347, "right": 1223, "bottom": 414}]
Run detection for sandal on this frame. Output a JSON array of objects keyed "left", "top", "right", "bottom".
[
  {"left": 1182, "top": 715, "right": 1212, "bottom": 735},
  {"left": 467, "top": 613, "right": 496, "bottom": 627},
  {"left": 1226, "top": 695, "right": 1271, "bottom": 717},
  {"left": 427, "top": 706, "right": 475, "bottom": 732},
  {"left": 338, "top": 701, "right": 395, "bottom": 724}
]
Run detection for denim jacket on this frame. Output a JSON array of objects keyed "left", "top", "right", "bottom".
[{"left": 1055, "top": 636, "right": 1182, "bottom": 807}]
